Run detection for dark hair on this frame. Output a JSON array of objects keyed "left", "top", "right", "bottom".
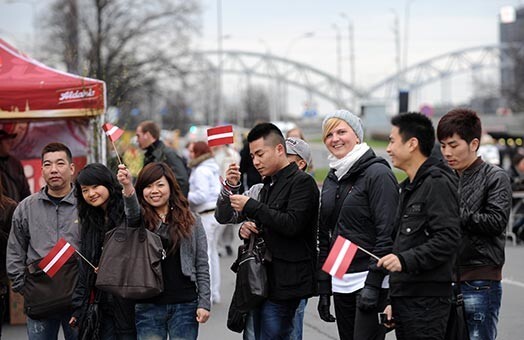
[
  {"left": 391, "top": 112, "right": 435, "bottom": 157},
  {"left": 247, "top": 123, "right": 286, "bottom": 150},
  {"left": 437, "top": 108, "right": 481, "bottom": 148},
  {"left": 192, "top": 141, "right": 211, "bottom": 158},
  {"left": 41, "top": 142, "right": 73, "bottom": 163},
  {"left": 135, "top": 162, "right": 194, "bottom": 252},
  {"left": 513, "top": 153, "right": 524, "bottom": 167},
  {"left": 138, "top": 120, "right": 160, "bottom": 140},
  {"left": 75, "top": 163, "right": 124, "bottom": 254}
]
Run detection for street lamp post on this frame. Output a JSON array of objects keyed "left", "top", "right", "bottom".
[
  {"left": 282, "top": 32, "right": 314, "bottom": 119},
  {"left": 216, "top": 0, "right": 223, "bottom": 125},
  {"left": 403, "top": 0, "right": 416, "bottom": 77},
  {"left": 340, "top": 12, "right": 356, "bottom": 111},
  {"left": 332, "top": 24, "right": 342, "bottom": 108}
]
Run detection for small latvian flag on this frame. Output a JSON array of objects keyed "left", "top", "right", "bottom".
[
  {"left": 207, "top": 125, "right": 234, "bottom": 147},
  {"left": 38, "top": 238, "right": 76, "bottom": 278},
  {"left": 322, "top": 236, "right": 359, "bottom": 279},
  {"left": 102, "top": 123, "right": 124, "bottom": 142}
]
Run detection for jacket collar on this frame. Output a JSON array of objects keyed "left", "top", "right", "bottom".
[
  {"left": 460, "top": 156, "right": 484, "bottom": 177},
  {"left": 37, "top": 185, "right": 76, "bottom": 205},
  {"left": 402, "top": 156, "right": 441, "bottom": 191},
  {"left": 188, "top": 153, "right": 213, "bottom": 168},
  {"left": 145, "top": 140, "right": 163, "bottom": 156}
]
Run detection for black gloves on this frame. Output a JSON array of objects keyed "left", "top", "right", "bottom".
[
  {"left": 317, "top": 294, "right": 336, "bottom": 322},
  {"left": 358, "top": 285, "right": 380, "bottom": 311}
]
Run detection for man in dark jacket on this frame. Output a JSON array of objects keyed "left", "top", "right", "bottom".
[
  {"left": 378, "top": 113, "right": 461, "bottom": 340},
  {"left": 437, "top": 108, "right": 511, "bottom": 340},
  {"left": 0, "top": 128, "right": 31, "bottom": 202},
  {"left": 215, "top": 123, "right": 319, "bottom": 339},
  {"left": 136, "top": 120, "right": 189, "bottom": 196}
]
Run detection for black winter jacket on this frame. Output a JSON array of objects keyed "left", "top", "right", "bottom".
[
  {"left": 216, "top": 162, "right": 320, "bottom": 301},
  {"left": 145, "top": 140, "right": 189, "bottom": 197},
  {"left": 390, "top": 157, "right": 461, "bottom": 297},
  {"left": 318, "top": 149, "right": 399, "bottom": 294},
  {"left": 458, "top": 158, "right": 511, "bottom": 271}
]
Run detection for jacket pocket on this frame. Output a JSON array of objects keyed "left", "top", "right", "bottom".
[{"left": 397, "top": 216, "right": 428, "bottom": 249}]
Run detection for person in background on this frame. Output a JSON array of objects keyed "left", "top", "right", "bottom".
[
  {"left": 239, "top": 136, "right": 262, "bottom": 192},
  {"left": 121, "top": 162, "right": 210, "bottom": 340},
  {"left": 0, "top": 127, "right": 31, "bottom": 202},
  {"left": 69, "top": 163, "right": 136, "bottom": 339},
  {"left": 216, "top": 123, "right": 319, "bottom": 339},
  {"left": 187, "top": 141, "right": 222, "bottom": 304},
  {"left": 286, "top": 127, "right": 305, "bottom": 140},
  {"left": 0, "top": 179, "right": 17, "bottom": 338},
  {"left": 7, "top": 143, "right": 79, "bottom": 340},
  {"left": 136, "top": 120, "right": 189, "bottom": 196},
  {"left": 437, "top": 108, "right": 512, "bottom": 340},
  {"left": 317, "top": 110, "right": 398, "bottom": 340},
  {"left": 378, "top": 113, "right": 461, "bottom": 340},
  {"left": 286, "top": 127, "right": 314, "bottom": 176}
]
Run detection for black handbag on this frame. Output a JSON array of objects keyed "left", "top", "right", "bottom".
[
  {"left": 231, "top": 235, "right": 269, "bottom": 313},
  {"left": 95, "top": 223, "right": 165, "bottom": 299},
  {"left": 445, "top": 264, "right": 470, "bottom": 340},
  {"left": 23, "top": 256, "right": 78, "bottom": 319},
  {"left": 78, "top": 291, "right": 101, "bottom": 340}
]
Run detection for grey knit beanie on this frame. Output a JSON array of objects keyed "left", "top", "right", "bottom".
[{"left": 322, "top": 109, "right": 364, "bottom": 142}]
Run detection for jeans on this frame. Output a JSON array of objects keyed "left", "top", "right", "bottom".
[
  {"left": 135, "top": 301, "right": 198, "bottom": 340},
  {"left": 290, "top": 299, "right": 307, "bottom": 340},
  {"left": 27, "top": 312, "right": 78, "bottom": 340},
  {"left": 200, "top": 212, "right": 221, "bottom": 303},
  {"left": 252, "top": 299, "right": 300, "bottom": 340},
  {"left": 461, "top": 280, "right": 502, "bottom": 340}
]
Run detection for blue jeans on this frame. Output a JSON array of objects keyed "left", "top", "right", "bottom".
[
  {"left": 290, "top": 299, "right": 307, "bottom": 340},
  {"left": 135, "top": 301, "right": 198, "bottom": 340},
  {"left": 252, "top": 299, "right": 300, "bottom": 340},
  {"left": 461, "top": 280, "right": 502, "bottom": 340},
  {"left": 27, "top": 312, "right": 78, "bottom": 340}
]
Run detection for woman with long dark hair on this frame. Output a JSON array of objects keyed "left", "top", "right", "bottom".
[
  {"left": 70, "top": 163, "right": 136, "bottom": 339},
  {"left": 119, "top": 162, "right": 210, "bottom": 340},
  {"left": 0, "top": 178, "right": 17, "bottom": 338}
]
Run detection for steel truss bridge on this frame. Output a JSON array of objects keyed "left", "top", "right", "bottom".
[{"left": 191, "top": 43, "right": 524, "bottom": 112}]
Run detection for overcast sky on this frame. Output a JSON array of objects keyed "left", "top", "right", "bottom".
[{"left": 2, "top": 0, "right": 524, "bottom": 115}]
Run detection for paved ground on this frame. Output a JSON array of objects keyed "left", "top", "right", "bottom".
[{"left": 4, "top": 242, "right": 524, "bottom": 339}]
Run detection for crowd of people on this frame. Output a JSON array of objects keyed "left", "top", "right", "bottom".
[{"left": 0, "top": 108, "right": 517, "bottom": 340}]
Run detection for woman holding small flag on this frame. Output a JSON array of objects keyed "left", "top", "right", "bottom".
[
  {"left": 317, "top": 110, "right": 399, "bottom": 340},
  {"left": 70, "top": 163, "right": 137, "bottom": 339},
  {"left": 119, "top": 162, "right": 210, "bottom": 340}
]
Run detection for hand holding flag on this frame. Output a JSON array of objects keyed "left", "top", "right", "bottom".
[
  {"left": 102, "top": 122, "right": 124, "bottom": 164},
  {"left": 207, "top": 125, "right": 234, "bottom": 147},
  {"left": 322, "top": 236, "right": 380, "bottom": 279}
]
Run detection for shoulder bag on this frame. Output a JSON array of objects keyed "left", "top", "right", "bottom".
[
  {"left": 23, "top": 255, "right": 78, "bottom": 319},
  {"left": 231, "top": 234, "right": 269, "bottom": 313},
  {"left": 445, "top": 264, "right": 470, "bottom": 340},
  {"left": 95, "top": 222, "right": 165, "bottom": 300}
]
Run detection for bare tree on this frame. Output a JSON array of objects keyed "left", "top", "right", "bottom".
[{"left": 43, "top": 0, "right": 200, "bottom": 109}]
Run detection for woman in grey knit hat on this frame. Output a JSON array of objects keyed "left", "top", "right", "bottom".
[{"left": 316, "top": 109, "right": 399, "bottom": 340}]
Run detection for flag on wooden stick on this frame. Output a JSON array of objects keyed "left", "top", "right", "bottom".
[
  {"left": 102, "top": 123, "right": 124, "bottom": 142},
  {"left": 322, "top": 236, "right": 359, "bottom": 279}
]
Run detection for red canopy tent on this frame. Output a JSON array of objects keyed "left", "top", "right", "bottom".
[
  {"left": 0, "top": 38, "right": 106, "bottom": 118},
  {"left": 0, "top": 38, "right": 107, "bottom": 193}
]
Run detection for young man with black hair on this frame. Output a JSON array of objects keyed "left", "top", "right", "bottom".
[
  {"left": 377, "top": 112, "right": 461, "bottom": 340},
  {"left": 215, "top": 123, "right": 319, "bottom": 339},
  {"left": 437, "top": 108, "right": 511, "bottom": 340}
]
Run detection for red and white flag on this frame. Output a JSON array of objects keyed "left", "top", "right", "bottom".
[
  {"left": 38, "top": 238, "right": 76, "bottom": 278},
  {"left": 322, "top": 236, "right": 359, "bottom": 279},
  {"left": 207, "top": 125, "right": 234, "bottom": 147},
  {"left": 102, "top": 123, "right": 124, "bottom": 142}
]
